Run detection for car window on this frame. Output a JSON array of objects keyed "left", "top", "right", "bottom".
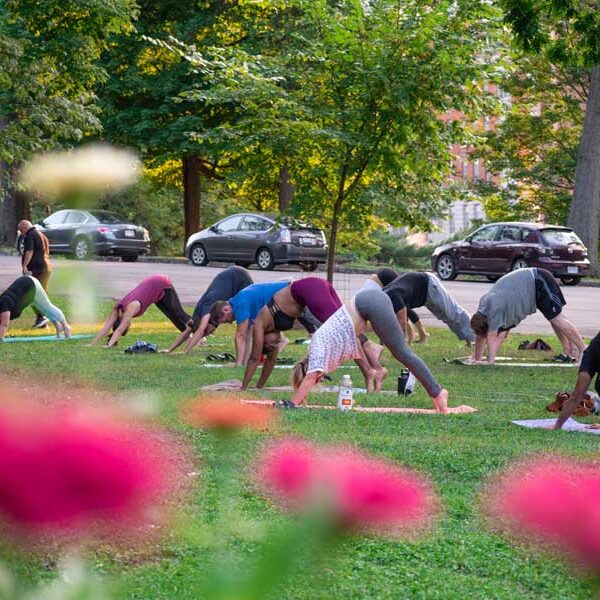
[
  {"left": 239, "top": 216, "right": 272, "bottom": 232},
  {"left": 216, "top": 216, "right": 243, "bottom": 233},
  {"left": 64, "top": 211, "right": 88, "bottom": 225},
  {"left": 44, "top": 211, "right": 68, "bottom": 226},
  {"left": 541, "top": 229, "right": 583, "bottom": 245},
  {"left": 522, "top": 229, "right": 539, "bottom": 243},
  {"left": 470, "top": 225, "right": 500, "bottom": 243},
  {"left": 498, "top": 226, "right": 522, "bottom": 242},
  {"left": 88, "top": 211, "right": 124, "bottom": 224}
]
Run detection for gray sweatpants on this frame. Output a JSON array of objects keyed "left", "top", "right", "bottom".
[
  {"left": 354, "top": 288, "right": 442, "bottom": 398},
  {"left": 425, "top": 274, "right": 473, "bottom": 343}
]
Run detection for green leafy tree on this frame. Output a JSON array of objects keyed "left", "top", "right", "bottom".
[
  {"left": 474, "top": 54, "right": 587, "bottom": 225},
  {"left": 182, "top": 0, "right": 504, "bottom": 279},
  {"left": 501, "top": 0, "right": 600, "bottom": 272},
  {"left": 0, "top": 0, "right": 135, "bottom": 245}
]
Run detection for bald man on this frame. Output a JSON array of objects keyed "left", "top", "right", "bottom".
[{"left": 17, "top": 220, "right": 52, "bottom": 329}]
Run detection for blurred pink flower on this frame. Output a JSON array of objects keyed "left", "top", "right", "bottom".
[
  {"left": 0, "top": 399, "right": 180, "bottom": 539},
  {"left": 257, "top": 439, "right": 437, "bottom": 536},
  {"left": 483, "top": 456, "right": 600, "bottom": 571}
]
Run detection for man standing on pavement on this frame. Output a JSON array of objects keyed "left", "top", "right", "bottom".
[{"left": 17, "top": 220, "right": 52, "bottom": 329}]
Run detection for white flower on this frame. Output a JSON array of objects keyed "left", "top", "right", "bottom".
[{"left": 20, "top": 144, "right": 141, "bottom": 198}]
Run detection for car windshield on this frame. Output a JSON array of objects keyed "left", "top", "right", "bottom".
[
  {"left": 88, "top": 210, "right": 126, "bottom": 224},
  {"left": 541, "top": 229, "right": 583, "bottom": 245}
]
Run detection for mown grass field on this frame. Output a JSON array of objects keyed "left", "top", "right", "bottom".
[{"left": 0, "top": 299, "right": 597, "bottom": 599}]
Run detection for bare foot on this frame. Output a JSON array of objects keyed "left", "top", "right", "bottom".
[
  {"left": 364, "top": 369, "right": 376, "bottom": 393},
  {"left": 374, "top": 367, "right": 388, "bottom": 392},
  {"left": 432, "top": 388, "right": 449, "bottom": 414},
  {"left": 416, "top": 333, "right": 431, "bottom": 344},
  {"left": 363, "top": 340, "right": 384, "bottom": 366},
  {"left": 63, "top": 324, "right": 72, "bottom": 339}
]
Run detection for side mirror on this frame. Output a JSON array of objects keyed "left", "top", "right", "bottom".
[
  {"left": 210, "top": 225, "right": 218, "bottom": 233},
  {"left": 40, "top": 220, "right": 47, "bottom": 228}
]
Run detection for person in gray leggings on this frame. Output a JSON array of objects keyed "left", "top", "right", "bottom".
[{"left": 290, "top": 286, "right": 448, "bottom": 412}]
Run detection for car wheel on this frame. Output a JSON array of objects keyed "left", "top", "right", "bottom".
[
  {"left": 486, "top": 275, "right": 500, "bottom": 282},
  {"left": 256, "top": 247, "right": 275, "bottom": 270},
  {"left": 73, "top": 236, "right": 92, "bottom": 260},
  {"left": 511, "top": 257, "right": 529, "bottom": 271},
  {"left": 435, "top": 254, "right": 457, "bottom": 281},
  {"left": 122, "top": 255, "right": 139, "bottom": 263},
  {"left": 190, "top": 244, "right": 208, "bottom": 266},
  {"left": 300, "top": 261, "right": 318, "bottom": 272},
  {"left": 559, "top": 275, "right": 582, "bottom": 286}
]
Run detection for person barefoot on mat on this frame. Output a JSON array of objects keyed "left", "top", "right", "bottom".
[
  {"left": 209, "top": 281, "right": 290, "bottom": 366},
  {"left": 91, "top": 274, "right": 190, "bottom": 348},
  {"left": 552, "top": 331, "right": 600, "bottom": 430},
  {"left": 382, "top": 272, "right": 473, "bottom": 345},
  {"left": 470, "top": 268, "right": 585, "bottom": 365},
  {"left": 162, "top": 266, "right": 253, "bottom": 354},
  {"left": 241, "top": 277, "right": 387, "bottom": 391},
  {"left": 289, "top": 284, "right": 449, "bottom": 412},
  {"left": 0, "top": 276, "right": 71, "bottom": 340}
]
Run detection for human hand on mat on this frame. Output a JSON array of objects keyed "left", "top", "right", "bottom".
[{"left": 586, "top": 424, "right": 600, "bottom": 430}]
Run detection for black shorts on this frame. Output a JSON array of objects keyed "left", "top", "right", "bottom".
[{"left": 534, "top": 268, "right": 565, "bottom": 321}]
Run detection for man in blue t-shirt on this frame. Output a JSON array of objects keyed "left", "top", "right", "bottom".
[
  {"left": 162, "top": 266, "right": 253, "bottom": 354},
  {"left": 209, "top": 281, "right": 289, "bottom": 366}
]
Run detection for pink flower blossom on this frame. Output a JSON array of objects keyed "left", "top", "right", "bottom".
[
  {"left": 0, "top": 399, "right": 181, "bottom": 540},
  {"left": 257, "top": 438, "right": 437, "bottom": 536},
  {"left": 483, "top": 456, "right": 600, "bottom": 571}
]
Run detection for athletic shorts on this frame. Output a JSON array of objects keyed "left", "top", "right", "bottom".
[{"left": 533, "top": 268, "right": 565, "bottom": 320}]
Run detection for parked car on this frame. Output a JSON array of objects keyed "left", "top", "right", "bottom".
[
  {"left": 431, "top": 222, "right": 590, "bottom": 285},
  {"left": 185, "top": 213, "right": 327, "bottom": 271},
  {"left": 19, "top": 209, "right": 151, "bottom": 262}
]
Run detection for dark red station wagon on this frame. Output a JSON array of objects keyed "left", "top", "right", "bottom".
[{"left": 430, "top": 222, "right": 590, "bottom": 285}]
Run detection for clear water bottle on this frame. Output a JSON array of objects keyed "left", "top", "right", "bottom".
[{"left": 337, "top": 374, "right": 354, "bottom": 411}]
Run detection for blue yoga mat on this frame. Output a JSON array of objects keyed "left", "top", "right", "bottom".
[{"left": 1, "top": 334, "right": 93, "bottom": 343}]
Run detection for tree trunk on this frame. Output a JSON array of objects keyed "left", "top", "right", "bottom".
[
  {"left": 0, "top": 162, "right": 29, "bottom": 248},
  {"left": 568, "top": 65, "right": 600, "bottom": 276},
  {"left": 326, "top": 193, "right": 344, "bottom": 283},
  {"left": 278, "top": 167, "right": 295, "bottom": 211},
  {"left": 182, "top": 154, "right": 201, "bottom": 252}
]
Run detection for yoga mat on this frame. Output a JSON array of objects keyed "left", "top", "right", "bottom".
[
  {"left": 445, "top": 357, "right": 577, "bottom": 368},
  {"left": 512, "top": 418, "right": 600, "bottom": 435},
  {"left": 200, "top": 379, "right": 373, "bottom": 393},
  {"left": 1, "top": 334, "right": 93, "bottom": 344},
  {"left": 201, "top": 363, "right": 358, "bottom": 370},
  {"left": 242, "top": 398, "right": 477, "bottom": 415}
]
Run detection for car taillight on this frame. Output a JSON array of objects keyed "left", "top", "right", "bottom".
[
  {"left": 280, "top": 229, "right": 291, "bottom": 244},
  {"left": 320, "top": 231, "right": 327, "bottom": 245},
  {"left": 142, "top": 228, "right": 150, "bottom": 241},
  {"left": 97, "top": 227, "right": 110, "bottom": 234}
]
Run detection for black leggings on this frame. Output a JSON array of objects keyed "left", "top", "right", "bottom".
[{"left": 155, "top": 287, "right": 190, "bottom": 332}]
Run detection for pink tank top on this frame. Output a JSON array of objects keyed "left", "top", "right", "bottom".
[{"left": 116, "top": 274, "right": 171, "bottom": 316}]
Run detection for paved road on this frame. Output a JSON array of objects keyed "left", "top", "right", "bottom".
[{"left": 1, "top": 255, "right": 598, "bottom": 336}]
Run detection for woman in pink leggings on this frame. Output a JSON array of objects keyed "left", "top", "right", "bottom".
[{"left": 240, "top": 277, "right": 386, "bottom": 391}]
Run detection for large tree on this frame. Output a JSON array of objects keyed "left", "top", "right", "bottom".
[
  {"left": 501, "top": 0, "right": 600, "bottom": 273},
  {"left": 181, "top": 0, "right": 504, "bottom": 279},
  {"left": 98, "top": 1, "right": 284, "bottom": 244},
  {"left": 0, "top": 0, "right": 134, "bottom": 245}
]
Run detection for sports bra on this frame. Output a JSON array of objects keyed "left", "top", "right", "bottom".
[{"left": 267, "top": 298, "right": 295, "bottom": 331}]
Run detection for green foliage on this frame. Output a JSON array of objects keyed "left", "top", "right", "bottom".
[
  {"left": 368, "top": 231, "right": 433, "bottom": 270},
  {"left": 473, "top": 53, "right": 584, "bottom": 225},
  {"left": 177, "top": 0, "right": 507, "bottom": 274}
]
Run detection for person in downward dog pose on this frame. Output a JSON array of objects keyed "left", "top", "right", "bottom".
[
  {"left": 90, "top": 274, "right": 190, "bottom": 348},
  {"left": 240, "top": 277, "right": 387, "bottom": 391},
  {"left": 470, "top": 267, "right": 585, "bottom": 364},
  {"left": 161, "top": 266, "right": 253, "bottom": 354},
  {"left": 367, "top": 268, "right": 429, "bottom": 343},
  {"left": 382, "top": 272, "right": 473, "bottom": 345},
  {"left": 0, "top": 276, "right": 71, "bottom": 340},
  {"left": 209, "top": 281, "right": 291, "bottom": 366},
  {"left": 289, "top": 284, "right": 449, "bottom": 412}
]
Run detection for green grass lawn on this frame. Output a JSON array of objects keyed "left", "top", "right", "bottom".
[{"left": 0, "top": 300, "right": 597, "bottom": 599}]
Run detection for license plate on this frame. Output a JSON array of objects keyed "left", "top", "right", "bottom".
[
  {"left": 567, "top": 266, "right": 578, "bottom": 274},
  {"left": 124, "top": 230, "right": 135, "bottom": 238},
  {"left": 301, "top": 237, "right": 316, "bottom": 245}
]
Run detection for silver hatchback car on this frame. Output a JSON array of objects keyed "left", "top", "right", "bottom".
[{"left": 185, "top": 213, "right": 327, "bottom": 271}]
